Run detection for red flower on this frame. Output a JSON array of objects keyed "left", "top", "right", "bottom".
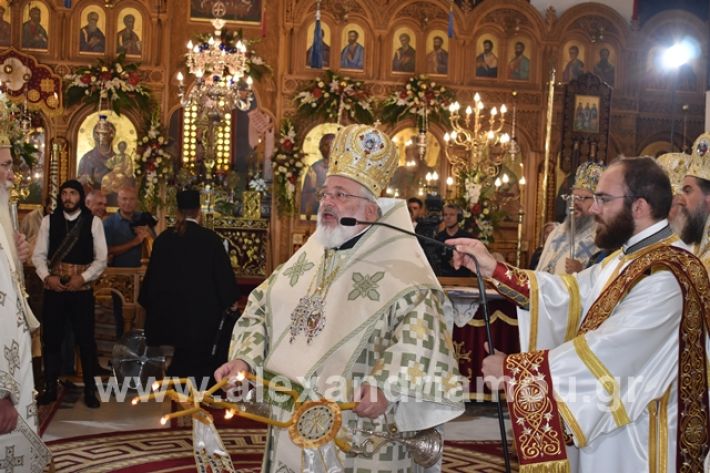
[
  {"left": 127, "top": 72, "right": 141, "bottom": 86},
  {"left": 99, "top": 71, "right": 113, "bottom": 81},
  {"left": 471, "top": 203, "right": 482, "bottom": 215},
  {"left": 399, "top": 90, "right": 408, "bottom": 99},
  {"left": 311, "top": 88, "right": 323, "bottom": 99},
  {"left": 80, "top": 74, "right": 92, "bottom": 84}
]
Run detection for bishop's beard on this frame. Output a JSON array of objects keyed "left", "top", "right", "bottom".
[{"left": 313, "top": 204, "right": 361, "bottom": 249}]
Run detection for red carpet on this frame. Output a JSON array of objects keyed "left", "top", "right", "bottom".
[{"left": 46, "top": 428, "right": 519, "bottom": 472}]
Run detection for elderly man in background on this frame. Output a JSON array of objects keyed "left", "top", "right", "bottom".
[
  {"left": 85, "top": 189, "right": 108, "bottom": 220},
  {"left": 450, "top": 156, "right": 710, "bottom": 472},
  {"left": 103, "top": 186, "right": 152, "bottom": 338},
  {"left": 537, "top": 161, "right": 605, "bottom": 273},
  {"left": 215, "top": 124, "right": 464, "bottom": 472},
  {"left": 0, "top": 125, "right": 50, "bottom": 471}
]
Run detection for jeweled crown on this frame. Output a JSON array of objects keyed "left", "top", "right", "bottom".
[{"left": 327, "top": 124, "right": 398, "bottom": 196}]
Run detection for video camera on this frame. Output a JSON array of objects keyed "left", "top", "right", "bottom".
[{"left": 130, "top": 212, "right": 158, "bottom": 228}]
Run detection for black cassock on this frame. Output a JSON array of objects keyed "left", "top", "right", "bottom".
[{"left": 139, "top": 221, "right": 239, "bottom": 383}]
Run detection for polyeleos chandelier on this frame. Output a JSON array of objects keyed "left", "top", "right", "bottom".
[{"left": 176, "top": 1, "right": 253, "bottom": 116}]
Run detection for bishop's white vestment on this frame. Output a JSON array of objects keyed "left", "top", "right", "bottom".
[
  {"left": 228, "top": 199, "right": 465, "bottom": 472},
  {"left": 0, "top": 190, "right": 50, "bottom": 472}
]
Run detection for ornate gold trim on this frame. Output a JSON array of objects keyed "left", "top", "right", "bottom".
[
  {"left": 556, "top": 396, "right": 587, "bottom": 448},
  {"left": 504, "top": 351, "right": 569, "bottom": 470},
  {"left": 659, "top": 387, "right": 670, "bottom": 473},
  {"left": 571, "top": 336, "right": 630, "bottom": 427},
  {"left": 467, "top": 309, "right": 519, "bottom": 327},
  {"left": 528, "top": 271, "right": 540, "bottom": 351},
  {"left": 648, "top": 399, "right": 658, "bottom": 473},
  {"left": 288, "top": 400, "right": 343, "bottom": 450},
  {"left": 519, "top": 461, "right": 570, "bottom": 473},
  {"left": 560, "top": 275, "right": 580, "bottom": 342}
]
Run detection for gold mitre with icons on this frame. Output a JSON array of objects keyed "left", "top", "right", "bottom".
[
  {"left": 573, "top": 160, "right": 605, "bottom": 192},
  {"left": 657, "top": 152, "right": 690, "bottom": 194},
  {"left": 327, "top": 124, "right": 398, "bottom": 196},
  {"left": 686, "top": 132, "right": 710, "bottom": 182}
]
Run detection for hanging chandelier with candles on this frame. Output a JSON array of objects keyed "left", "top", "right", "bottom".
[
  {"left": 176, "top": 1, "right": 254, "bottom": 117},
  {"left": 443, "top": 92, "right": 511, "bottom": 180}
]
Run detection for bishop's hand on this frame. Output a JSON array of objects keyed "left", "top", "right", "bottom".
[{"left": 353, "top": 383, "right": 388, "bottom": 419}]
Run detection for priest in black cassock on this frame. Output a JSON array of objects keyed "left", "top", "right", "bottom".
[{"left": 139, "top": 189, "right": 239, "bottom": 385}]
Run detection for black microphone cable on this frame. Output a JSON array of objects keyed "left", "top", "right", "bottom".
[{"left": 340, "top": 217, "right": 512, "bottom": 473}]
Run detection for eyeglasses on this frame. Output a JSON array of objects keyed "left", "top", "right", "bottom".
[
  {"left": 562, "top": 194, "right": 594, "bottom": 203},
  {"left": 317, "top": 190, "right": 371, "bottom": 203},
  {"left": 592, "top": 193, "right": 636, "bottom": 206}
]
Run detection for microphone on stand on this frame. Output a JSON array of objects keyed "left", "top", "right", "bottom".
[{"left": 340, "top": 217, "right": 512, "bottom": 473}]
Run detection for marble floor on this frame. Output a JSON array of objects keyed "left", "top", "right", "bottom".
[{"left": 42, "top": 381, "right": 512, "bottom": 444}]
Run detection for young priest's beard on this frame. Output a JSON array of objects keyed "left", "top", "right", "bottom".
[
  {"left": 594, "top": 203, "right": 634, "bottom": 250},
  {"left": 313, "top": 204, "right": 362, "bottom": 249}
]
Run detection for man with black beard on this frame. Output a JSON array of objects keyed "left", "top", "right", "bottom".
[
  {"left": 677, "top": 133, "right": 710, "bottom": 271},
  {"left": 449, "top": 156, "right": 710, "bottom": 472},
  {"left": 32, "top": 180, "right": 107, "bottom": 408},
  {"left": 215, "top": 124, "right": 464, "bottom": 472}
]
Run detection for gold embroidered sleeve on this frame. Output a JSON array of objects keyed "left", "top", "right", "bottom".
[{"left": 486, "top": 262, "right": 531, "bottom": 310}]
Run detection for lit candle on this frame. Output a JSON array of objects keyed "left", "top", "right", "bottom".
[{"left": 176, "top": 72, "right": 184, "bottom": 84}]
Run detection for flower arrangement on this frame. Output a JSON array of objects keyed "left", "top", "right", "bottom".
[
  {"left": 134, "top": 118, "right": 173, "bottom": 210},
  {"left": 0, "top": 93, "right": 38, "bottom": 169},
  {"left": 295, "top": 70, "right": 374, "bottom": 123},
  {"left": 457, "top": 171, "right": 506, "bottom": 244},
  {"left": 64, "top": 52, "right": 152, "bottom": 117},
  {"left": 380, "top": 74, "right": 455, "bottom": 127},
  {"left": 248, "top": 174, "right": 267, "bottom": 193},
  {"left": 271, "top": 119, "right": 305, "bottom": 215}
]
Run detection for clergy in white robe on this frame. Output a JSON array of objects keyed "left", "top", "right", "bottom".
[
  {"left": 0, "top": 138, "right": 50, "bottom": 472},
  {"left": 216, "top": 125, "right": 465, "bottom": 473},
  {"left": 450, "top": 156, "right": 710, "bottom": 473}
]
